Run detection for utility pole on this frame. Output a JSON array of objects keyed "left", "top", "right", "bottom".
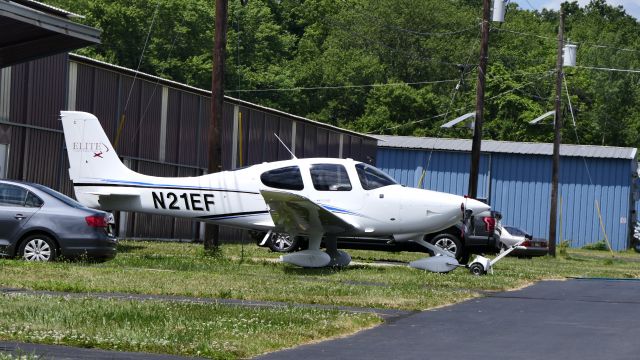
[
  {"left": 548, "top": 9, "right": 565, "bottom": 257},
  {"left": 468, "top": 0, "right": 490, "bottom": 199},
  {"left": 205, "top": 0, "right": 228, "bottom": 250}
]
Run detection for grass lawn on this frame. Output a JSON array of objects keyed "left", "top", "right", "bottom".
[
  {"left": 0, "top": 241, "right": 639, "bottom": 359},
  {"left": 0, "top": 294, "right": 379, "bottom": 359}
]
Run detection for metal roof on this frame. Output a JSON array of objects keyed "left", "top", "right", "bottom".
[
  {"left": 0, "top": 0, "right": 100, "bottom": 67},
  {"left": 11, "top": 0, "right": 82, "bottom": 18},
  {"left": 376, "top": 135, "right": 637, "bottom": 160}
]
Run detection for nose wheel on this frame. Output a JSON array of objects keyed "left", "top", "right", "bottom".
[{"left": 468, "top": 262, "right": 486, "bottom": 276}]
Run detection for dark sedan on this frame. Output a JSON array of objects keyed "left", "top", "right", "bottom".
[{"left": 0, "top": 180, "right": 117, "bottom": 261}]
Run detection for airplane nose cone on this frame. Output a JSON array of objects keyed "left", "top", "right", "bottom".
[{"left": 465, "top": 198, "right": 491, "bottom": 215}]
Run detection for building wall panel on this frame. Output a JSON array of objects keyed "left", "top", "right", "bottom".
[
  {"left": 378, "top": 146, "right": 634, "bottom": 250},
  {"left": 177, "top": 93, "right": 200, "bottom": 166},
  {"left": 303, "top": 123, "right": 317, "bottom": 158},
  {"left": 9, "top": 62, "right": 28, "bottom": 124},
  {"left": 137, "top": 81, "right": 162, "bottom": 160},
  {"left": 199, "top": 97, "right": 211, "bottom": 169},
  {"left": 26, "top": 54, "right": 66, "bottom": 130},
  {"left": 246, "top": 108, "right": 265, "bottom": 166},
  {"left": 165, "top": 89, "right": 182, "bottom": 164},
  {"left": 116, "top": 76, "right": 141, "bottom": 157},
  {"left": 220, "top": 102, "right": 234, "bottom": 169},
  {"left": 328, "top": 131, "right": 340, "bottom": 158},
  {"left": 377, "top": 148, "right": 490, "bottom": 198},
  {"left": 263, "top": 113, "right": 279, "bottom": 162},
  {"left": 277, "top": 117, "right": 292, "bottom": 160}
]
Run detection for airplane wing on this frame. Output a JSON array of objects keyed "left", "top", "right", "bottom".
[{"left": 260, "top": 190, "right": 357, "bottom": 235}]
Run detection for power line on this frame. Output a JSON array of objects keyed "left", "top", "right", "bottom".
[
  {"left": 576, "top": 65, "right": 640, "bottom": 74},
  {"left": 330, "top": 19, "right": 469, "bottom": 67},
  {"left": 227, "top": 79, "right": 460, "bottom": 92},
  {"left": 492, "top": 27, "right": 555, "bottom": 41},
  {"left": 493, "top": 27, "right": 640, "bottom": 54},
  {"left": 371, "top": 71, "right": 555, "bottom": 134},
  {"left": 383, "top": 23, "right": 479, "bottom": 37}
]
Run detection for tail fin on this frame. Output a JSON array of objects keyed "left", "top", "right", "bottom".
[{"left": 60, "top": 111, "right": 133, "bottom": 181}]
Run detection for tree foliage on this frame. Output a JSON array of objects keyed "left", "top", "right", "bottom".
[{"left": 43, "top": 0, "right": 640, "bottom": 147}]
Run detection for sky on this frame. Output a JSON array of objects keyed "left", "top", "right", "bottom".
[{"left": 519, "top": 0, "right": 640, "bottom": 20}]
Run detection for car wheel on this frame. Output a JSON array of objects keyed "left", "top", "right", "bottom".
[
  {"left": 268, "top": 233, "right": 299, "bottom": 253},
  {"left": 19, "top": 234, "right": 57, "bottom": 262},
  {"left": 430, "top": 233, "right": 469, "bottom": 264}
]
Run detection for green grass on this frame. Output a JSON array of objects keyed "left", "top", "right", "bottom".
[
  {"left": 1, "top": 241, "right": 639, "bottom": 311},
  {"left": 0, "top": 294, "right": 380, "bottom": 359},
  {"left": 1, "top": 241, "right": 639, "bottom": 359}
]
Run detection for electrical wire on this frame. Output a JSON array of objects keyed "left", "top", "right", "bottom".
[
  {"left": 563, "top": 73, "right": 595, "bottom": 185},
  {"left": 329, "top": 19, "right": 467, "bottom": 68},
  {"left": 133, "top": 11, "right": 187, "bottom": 141},
  {"left": 493, "top": 27, "right": 640, "bottom": 54},
  {"left": 576, "top": 65, "right": 640, "bottom": 74},
  {"left": 114, "top": 0, "right": 161, "bottom": 150},
  {"left": 227, "top": 79, "right": 460, "bottom": 92},
  {"left": 371, "top": 70, "right": 555, "bottom": 134},
  {"left": 122, "top": 1, "right": 161, "bottom": 113}
]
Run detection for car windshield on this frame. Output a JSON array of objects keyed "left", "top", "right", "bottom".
[
  {"left": 29, "top": 183, "right": 85, "bottom": 209},
  {"left": 355, "top": 163, "right": 397, "bottom": 190},
  {"left": 505, "top": 226, "right": 526, "bottom": 236}
]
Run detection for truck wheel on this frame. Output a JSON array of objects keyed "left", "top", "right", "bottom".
[
  {"left": 268, "top": 233, "right": 299, "bottom": 253},
  {"left": 430, "top": 234, "right": 468, "bottom": 264}
]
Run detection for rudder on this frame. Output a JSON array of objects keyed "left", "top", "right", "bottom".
[{"left": 60, "top": 111, "right": 133, "bottom": 181}]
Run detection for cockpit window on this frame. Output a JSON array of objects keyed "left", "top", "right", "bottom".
[
  {"left": 260, "top": 166, "right": 304, "bottom": 190},
  {"left": 355, "top": 163, "right": 397, "bottom": 190},
  {"left": 310, "top": 164, "right": 352, "bottom": 191}
]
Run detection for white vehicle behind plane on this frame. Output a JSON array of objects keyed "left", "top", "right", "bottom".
[{"left": 59, "top": 111, "right": 490, "bottom": 269}]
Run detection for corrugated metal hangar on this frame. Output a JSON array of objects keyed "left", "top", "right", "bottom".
[
  {"left": 376, "top": 135, "right": 638, "bottom": 251},
  {"left": 0, "top": 52, "right": 377, "bottom": 240}
]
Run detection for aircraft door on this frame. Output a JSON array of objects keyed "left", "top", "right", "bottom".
[
  {"left": 305, "top": 163, "right": 364, "bottom": 212},
  {"left": 354, "top": 163, "right": 401, "bottom": 226}
]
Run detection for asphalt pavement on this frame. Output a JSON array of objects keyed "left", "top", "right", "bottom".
[{"left": 257, "top": 279, "right": 640, "bottom": 360}]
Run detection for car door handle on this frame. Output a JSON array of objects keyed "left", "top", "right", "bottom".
[{"left": 14, "top": 214, "right": 26, "bottom": 220}]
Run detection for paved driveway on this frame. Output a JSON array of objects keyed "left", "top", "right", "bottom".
[{"left": 257, "top": 279, "right": 640, "bottom": 360}]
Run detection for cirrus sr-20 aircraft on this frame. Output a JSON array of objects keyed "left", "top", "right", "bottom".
[{"left": 60, "top": 111, "right": 490, "bottom": 270}]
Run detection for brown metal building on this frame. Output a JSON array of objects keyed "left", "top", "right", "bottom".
[{"left": 0, "top": 53, "right": 377, "bottom": 241}]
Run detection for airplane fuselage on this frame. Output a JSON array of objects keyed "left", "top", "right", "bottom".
[{"left": 73, "top": 157, "right": 479, "bottom": 238}]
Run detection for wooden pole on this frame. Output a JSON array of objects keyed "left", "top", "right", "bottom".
[
  {"left": 204, "top": 0, "right": 228, "bottom": 250},
  {"left": 468, "top": 0, "right": 490, "bottom": 199},
  {"left": 548, "top": 9, "right": 564, "bottom": 257}
]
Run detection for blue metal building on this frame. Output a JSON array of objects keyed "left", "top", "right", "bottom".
[{"left": 376, "top": 135, "right": 638, "bottom": 251}]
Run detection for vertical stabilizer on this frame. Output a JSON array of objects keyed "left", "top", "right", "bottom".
[{"left": 60, "top": 111, "right": 134, "bottom": 181}]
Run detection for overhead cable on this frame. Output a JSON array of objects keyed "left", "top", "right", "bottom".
[
  {"left": 371, "top": 70, "right": 555, "bottom": 134},
  {"left": 493, "top": 27, "right": 640, "bottom": 54},
  {"left": 576, "top": 65, "right": 640, "bottom": 74},
  {"left": 227, "top": 79, "right": 460, "bottom": 92}
]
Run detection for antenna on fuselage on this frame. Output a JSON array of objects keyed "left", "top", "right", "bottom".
[{"left": 274, "top": 133, "right": 297, "bottom": 159}]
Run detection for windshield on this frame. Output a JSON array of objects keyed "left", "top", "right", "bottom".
[
  {"left": 505, "top": 226, "right": 526, "bottom": 236},
  {"left": 30, "top": 183, "right": 85, "bottom": 209},
  {"left": 355, "top": 163, "right": 397, "bottom": 190}
]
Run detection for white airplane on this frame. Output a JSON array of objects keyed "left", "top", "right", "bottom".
[{"left": 59, "top": 111, "right": 490, "bottom": 269}]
